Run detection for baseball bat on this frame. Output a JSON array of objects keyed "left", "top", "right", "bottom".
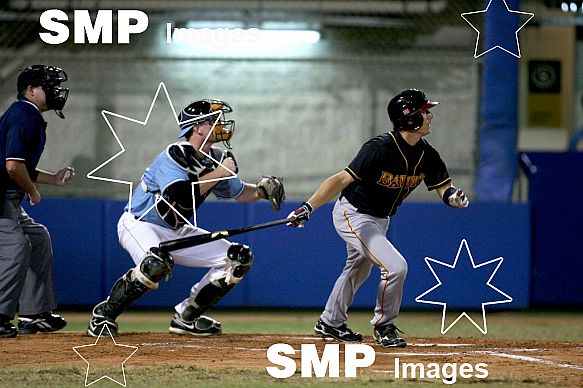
[{"left": 158, "top": 217, "right": 297, "bottom": 253}]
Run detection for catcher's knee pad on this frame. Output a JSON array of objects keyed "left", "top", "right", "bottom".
[
  {"left": 133, "top": 247, "right": 175, "bottom": 290},
  {"left": 226, "top": 243, "right": 253, "bottom": 283}
]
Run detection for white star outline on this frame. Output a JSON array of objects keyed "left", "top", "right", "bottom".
[
  {"left": 461, "top": 0, "right": 534, "bottom": 58},
  {"left": 415, "top": 239, "right": 513, "bottom": 334},
  {"left": 72, "top": 325, "right": 139, "bottom": 387},
  {"left": 86, "top": 82, "right": 238, "bottom": 229}
]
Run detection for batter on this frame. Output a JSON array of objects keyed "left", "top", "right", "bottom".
[{"left": 288, "top": 89, "right": 469, "bottom": 347}]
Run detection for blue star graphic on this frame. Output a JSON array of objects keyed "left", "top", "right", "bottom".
[
  {"left": 461, "top": 0, "right": 534, "bottom": 58},
  {"left": 416, "top": 239, "right": 512, "bottom": 334}
]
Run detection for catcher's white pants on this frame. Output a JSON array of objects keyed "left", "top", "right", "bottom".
[
  {"left": 320, "top": 198, "right": 408, "bottom": 329},
  {"left": 117, "top": 212, "right": 232, "bottom": 315}
]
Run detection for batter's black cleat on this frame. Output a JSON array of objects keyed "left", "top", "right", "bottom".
[
  {"left": 18, "top": 312, "right": 67, "bottom": 334},
  {"left": 169, "top": 314, "right": 222, "bottom": 336},
  {"left": 87, "top": 303, "right": 118, "bottom": 338},
  {"left": 314, "top": 319, "right": 363, "bottom": 342},
  {"left": 0, "top": 321, "right": 18, "bottom": 338},
  {"left": 373, "top": 324, "right": 407, "bottom": 348}
]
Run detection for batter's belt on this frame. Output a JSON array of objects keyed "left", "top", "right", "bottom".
[{"left": 339, "top": 195, "right": 389, "bottom": 219}]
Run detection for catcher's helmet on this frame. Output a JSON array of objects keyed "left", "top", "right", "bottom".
[
  {"left": 387, "top": 89, "right": 438, "bottom": 132},
  {"left": 17, "top": 65, "right": 69, "bottom": 119},
  {"left": 178, "top": 99, "right": 235, "bottom": 147}
]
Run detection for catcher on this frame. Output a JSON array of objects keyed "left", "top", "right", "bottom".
[{"left": 87, "top": 99, "right": 284, "bottom": 337}]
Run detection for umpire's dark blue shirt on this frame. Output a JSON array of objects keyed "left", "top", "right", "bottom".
[{"left": 0, "top": 98, "right": 47, "bottom": 190}]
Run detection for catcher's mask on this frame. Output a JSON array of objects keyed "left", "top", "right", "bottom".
[
  {"left": 177, "top": 99, "right": 235, "bottom": 148},
  {"left": 387, "top": 89, "right": 438, "bottom": 132},
  {"left": 17, "top": 65, "right": 69, "bottom": 119}
]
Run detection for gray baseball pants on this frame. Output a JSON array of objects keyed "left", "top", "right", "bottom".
[
  {"left": 0, "top": 193, "right": 56, "bottom": 318},
  {"left": 320, "top": 197, "right": 408, "bottom": 328}
]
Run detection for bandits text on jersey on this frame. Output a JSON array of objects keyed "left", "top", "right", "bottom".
[{"left": 377, "top": 172, "right": 425, "bottom": 189}]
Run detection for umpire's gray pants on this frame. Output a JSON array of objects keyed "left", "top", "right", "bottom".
[
  {"left": 0, "top": 197, "right": 56, "bottom": 318},
  {"left": 320, "top": 197, "right": 408, "bottom": 328}
]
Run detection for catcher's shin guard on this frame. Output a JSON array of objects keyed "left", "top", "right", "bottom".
[
  {"left": 87, "top": 248, "right": 174, "bottom": 337},
  {"left": 180, "top": 243, "right": 253, "bottom": 321},
  {"left": 100, "top": 270, "right": 149, "bottom": 320},
  {"left": 87, "top": 269, "right": 149, "bottom": 337},
  {"left": 182, "top": 281, "right": 236, "bottom": 321},
  {"left": 104, "top": 248, "right": 173, "bottom": 318}
]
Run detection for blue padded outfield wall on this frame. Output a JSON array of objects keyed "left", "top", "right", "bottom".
[
  {"left": 25, "top": 199, "right": 532, "bottom": 310},
  {"left": 521, "top": 152, "right": 583, "bottom": 306}
]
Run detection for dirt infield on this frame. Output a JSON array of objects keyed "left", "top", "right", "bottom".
[{"left": 1, "top": 332, "right": 581, "bottom": 386}]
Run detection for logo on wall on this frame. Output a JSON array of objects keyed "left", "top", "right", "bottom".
[
  {"left": 529, "top": 61, "right": 561, "bottom": 93},
  {"left": 527, "top": 60, "right": 562, "bottom": 128}
]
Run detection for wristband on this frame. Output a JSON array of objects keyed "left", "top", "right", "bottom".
[
  {"left": 442, "top": 187, "right": 457, "bottom": 206},
  {"left": 303, "top": 201, "right": 313, "bottom": 212}
]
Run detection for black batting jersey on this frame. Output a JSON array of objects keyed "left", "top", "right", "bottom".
[{"left": 342, "top": 131, "right": 451, "bottom": 218}]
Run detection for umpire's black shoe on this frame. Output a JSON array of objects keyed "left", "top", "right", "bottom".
[
  {"left": 373, "top": 324, "right": 407, "bottom": 348},
  {"left": 169, "top": 314, "right": 222, "bottom": 336},
  {"left": 18, "top": 312, "right": 67, "bottom": 334},
  {"left": 314, "top": 319, "right": 363, "bottom": 342},
  {"left": 0, "top": 321, "right": 18, "bottom": 338},
  {"left": 87, "top": 303, "right": 118, "bottom": 338}
]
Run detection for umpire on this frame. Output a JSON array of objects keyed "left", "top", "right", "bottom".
[{"left": 0, "top": 65, "right": 75, "bottom": 338}]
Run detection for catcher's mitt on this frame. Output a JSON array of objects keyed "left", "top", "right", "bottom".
[{"left": 256, "top": 176, "right": 285, "bottom": 211}]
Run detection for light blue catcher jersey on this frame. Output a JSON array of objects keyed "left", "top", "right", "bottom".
[{"left": 125, "top": 141, "right": 245, "bottom": 228}]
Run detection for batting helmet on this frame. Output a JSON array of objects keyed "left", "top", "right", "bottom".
[
  {"left": 17, "top": 65, "right": 69, "bottom": 119},
  {"left": 387, "top": 89, "right": 439, "bottom": 132},
  {"left": 177, "top": 99, "right": 235, "bottom": 147}
]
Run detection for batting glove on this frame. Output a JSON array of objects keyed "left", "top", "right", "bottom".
[
  {"left": 446, "top": 188, "right": 469, "bottom": 208},
  {"left": 287, "top": 202, "right": 313, "bottom": 228}
]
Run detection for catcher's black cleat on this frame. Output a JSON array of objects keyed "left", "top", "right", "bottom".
[
  {"left": 0, "top": 321, "right": 18, "bottom": 338},
  {"left": 87, "top": 303, "right": 118, "bottom": 338},
  {"left": 87, "top": 317, "right": 118, "bottom": 338},
  {"left": 314, "top": 319, "right": 363, "bottom": 342},
  {"left": 18, "top": 312, "right": 67, "bottom": 334},
  {"left": 169, "top": 314, "right": 222, "bottom": 336},
  {"left": 373, "top": 324, "right": 407, "bottom": 348}
]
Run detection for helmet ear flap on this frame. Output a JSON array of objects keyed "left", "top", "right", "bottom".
[
  {"left": 390, "top": 100, "right": 424, "bottom": 132},
  {"left": 402, "top": 111, "right": 424, "bottom": 131}
]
